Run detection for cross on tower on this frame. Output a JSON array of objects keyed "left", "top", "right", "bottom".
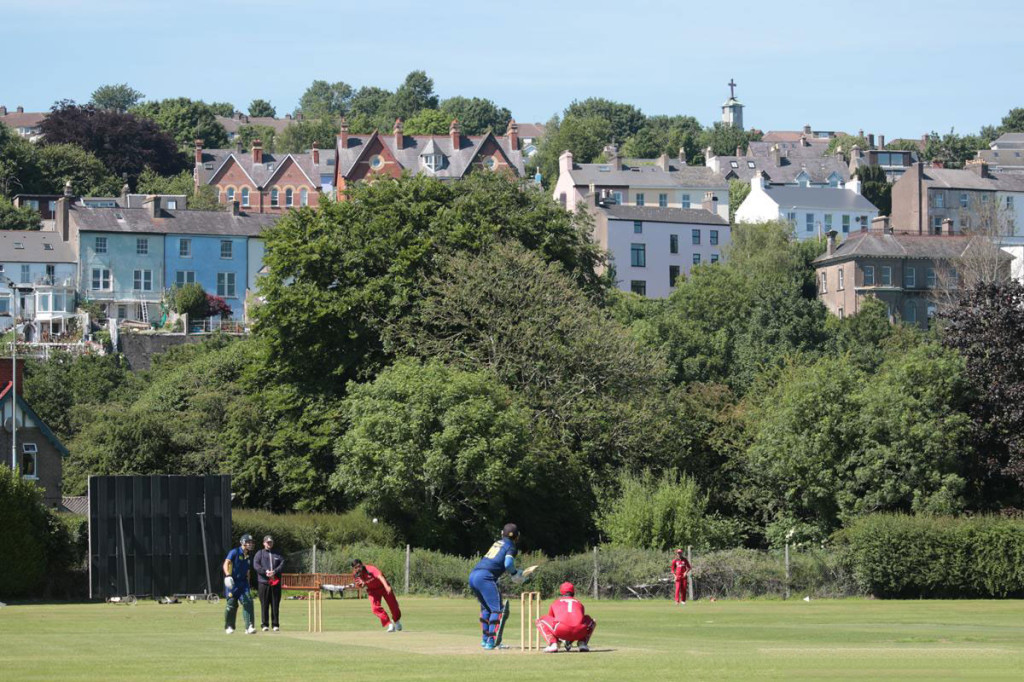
[{"left": 728, "top": 78, "right": 737, "bottom": 99}]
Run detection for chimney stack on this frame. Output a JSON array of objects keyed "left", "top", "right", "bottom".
[
  {"left": 339, "top": 118, "right": 349, "bottom": 149},
  {"left": 701, "top": 191, "right": 718, "bottom": 214},
  {"left": 558, "top": 150, "right": 574, "bottom": 175},
  {"left": 879, "top": 134, "right": 885, "bottom": 148},
  {"left": 800, "top": 135, "right": 809, "bottom": 147},
  {"left": 231, "top": 200, "right": 240, "bottom": 216},
  {"left": 0, "top": 106, "right": 7, "bottom": 116},
  {"left": 311, "top": 141, "right": 319, "bottom": 165},
  {"left": 967, "top": 159, "right": 989, "bottom": 178},
  {"left": 943, "top": 218, "right": 955, "bottom": 235},
  {"left": 771, "top": 144, "right": 781, "bottom": 167},
  {"left": 285, "top": 113, "right": 292, "bottom": 120},
  {"left": 871, "top": 216, "right": 891, "bottom": 234},
  {"left": 506, "top": 119, "right": 519, "bottom": 150},
  {"left": 678, "top": 147, "right": 687, "bottom": 165},
  {"left": 826, "top": 230, "right": 837, "bottom": 256},
  {"left": 603, "top": 143, "right": 620, "bottom": 170},
  {"left": 149, "top": 195, "right": 161, "bottom": 218},
  {"left": 735, "top": 145, "right": 743, "bottom": 157},
  {"left": 120, "top": 183, "right": 129, "bottom": 205},
  {"left": 868, "top": 133, "right": 875, "bottom": 148},
  {"left": 393, "top": 118, "right": 404, "bottom": 150},
  {"left": 56, "top": 195, "right": 70, "bottom": 242},
  {"left": 449, "top": 119, "right": 461, "bottom": 150},
  {"left": 252, "top": 139, "right": 263, "bottom": 164},
  {"left": 16, "top": 106, "right": 24, "bottom": 114},
  {"left": 803, "top": 124, "right": 812, "bottom": 135},
  {"left": 194, "top": 139, "right": 203, "bottom": 165},
  {"left": 658, "top": 153, "right": 670, "bottom": 171}
]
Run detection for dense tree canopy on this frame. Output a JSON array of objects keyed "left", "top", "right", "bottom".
[
  {"left": 296, "top": 80, "right": 353, "bottom": 119},
  {"left": 248, "top": 98, "right": 276, "bottom": 118},
  {"left": 89, "top": 83, "right": 144, "bottom": 113},
  {"left": 132, "top": 97, "right": 230, "bottom": 151}
]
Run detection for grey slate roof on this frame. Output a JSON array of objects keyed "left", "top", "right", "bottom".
[
  {"left": 337, "top": 131, "right": 525, "bottom": 179},
  {"left": 567, "top": 161, "right": 728, "bottom": 190},
  {"left": 715, "top": 155, "right": 849, "bottom": 185},
  {"left": 0, "top": 230, "right": 76, "bottom": 263},
  {"left": 70, "top": 205, "right": 280, "bottom": 236},
  {"left": 990, "top": 133, "right": 1024, "bottom": 149},
  {"left": 61, "top": 496, "right": 89, "bottom": 515},
  {"left": 599, "top": 205, "right": 728, "bottom": 226},
  {"left": 195, "top": 149, "right": 327, "bottom": 188},
  {"left": 814, "top": 230, "right": 1014, "bottom": 265},
  {"left": 918, "top": 166, "right": 1024, "bottom": 192},
  {"left": 763, "top": 185, "right": 878, "bottom": 212}
]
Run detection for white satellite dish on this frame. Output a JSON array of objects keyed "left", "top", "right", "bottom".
[{"left": 3, "top": 417, "right": 13, "bottom": 433}]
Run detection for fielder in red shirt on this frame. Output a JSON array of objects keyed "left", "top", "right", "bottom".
[
  {"left": 671, "top": 548, "right": 691, "bottom": 605},
  {"left": 352, "top": 559, "right": 403, "bottom": 631},
  {"left": 535, "top": 582, "right": 596, "bottom": 653}
]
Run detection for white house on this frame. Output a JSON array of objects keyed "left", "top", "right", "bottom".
[
  {"left": 589, "top": 201, "right": 730, "bottom": 298},
  {"left": 735, "top": 174, "right": 878, "bottom": 241},
  {"left": 0, "top": 230, "right": 78, "bottom": 339}
]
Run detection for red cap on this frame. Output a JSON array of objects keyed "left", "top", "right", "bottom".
[
  {"left": 675, "top": 548, "right": 684, "bottom": 554},
  {"left": 559, "top": 582, "right": 575, "bottom": 596}
]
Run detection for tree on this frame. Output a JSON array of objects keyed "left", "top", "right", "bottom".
[
  {"left": 402, "top": 109, "right": 449, "bottom": 136},
  {"left": 384, "top": 70, "right": 438, "bottom": 122},
  {"left": 854, "top": 165, "right": 892, "bottom": 215},
  {"left": 1000, "top": 108, "right": 1024, "bottom": 134},
  {"left": 89, "top": 83, "right": 144, "bottom": 113},
  {"left": 235, "top": 124, "right": 277, "bottom": 153},
  {"left": 598, "top": 470, "right": 708, "bottom": 549},
  {"left": 439, "top": 96, "right": 511, "bottom": 135},
  {"left": 296, "top": 80, "right": 353, "bottom": 119},
  {"left": 131, "top": 97, "right": 229, "bottom": 151},
  {"left": 136, "top": 167, "right": 222, "bottom": 211},
  {"left": 564, "top": 98, "right": 645, "bottom": 142},
  {"left": 0, "top": 123, "right": 41, "bottom": 196},
  {"left": 621, "top": 115, "right": 703, "bottom": 163},
  {"left": 347, "top": 86, "right": 392, "bottom": 128},
  {"left": 0, "top": 197, "right": 41, "bottom": 230},
  {"left": 208, "top": 102, "right": 236, "bottom": 117},
  {"left": 923, "top": 128, "right": 974, "bottom": 168},
  {"left": 248, "top": 99, "right": 276, "bottom": 118},
  {"left": 35, "top": 143, "right": 121, "bottom": 196},
  {"left": 728, "top": 178, "right": 750, "bottom": 222},
  {"left": 940, "top": 281, "right": 1024, "bottom": 500},
  {"left": 254, "top": 173, "right": 609, "bottom": 390},
  {"left": 532, "top": 114, "right": 614, "bottom": 188},
  {"left": 169, "top": 282, "right": 208, "bottom": 319},
  {"left": 40, "top": 101, "right": 186, "bottom": 184},
  {"left": 825, "top": 134, "right": 869, "bottom": 159},
  {"left": 276, "top": 118, "right": 338, "bottom": 154},
  {"left": 699, "top": 122, "right": 758, "bottom": 158}
]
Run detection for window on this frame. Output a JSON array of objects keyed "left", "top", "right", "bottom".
[
  {"left": 271, "top": 188, "right": 279, "bottom": 207},
  {"left": 658, "top": 193, "right": 668, "bottom": 207},
  {"left": 630, "top": 243, "right": 646, "bottom": 268},
  {"left": 175, "top": 271, "right": 196, "bottom": 286},
  {"left": 220, "top": 240, "right": 233, "bottom": 259},
  {"left": 669, "top": 265, "right": 680, "bottom": 288},
  {"left": 730, "top": 160, "right": 739, "bottom": 168},
  {"left": 636, "top": 193, "right": 645, "bottom": 207},
  {"left": 0, "top": 299, "right": 7, "bottom": 315},
  {"left": 95, "top": 236, "right": 107, "bottom": 254},
  {"left": 786, "top": 212, "right": 797, "bottom": 226},
  {"left": 91, "top": 268, "right": 111, "bottom": 290},
  {"left": 630, "top": 280, "right": 646, "bottom": 296},
  {"left": 241, "top": 188, "right": 250, "bottom": 207},
  {"left": 932, "top": 216, "right": 943, "bottom": 234},
  {"left": 226, "top": 187, "right": 235, "bottom": 202},
  {"left": 483, "top": 156, "right": 497, "bottom": 170},
  {"left": 949, "top": 268, "right": 959, "bottom": 286},
  {"left": 838, "top": 268, "right": 845, "bottom": 290},
  {"left": 711, "top": 254, "right": 719, "bottom": 263},
  {"left": 927, "top": 267, "right": 936, "bottom": 288},
  {"left": 960, "top": 193, "right": 969, "bottom": 208},
  {"left": 285, "top": 188, "right": 293, "bottom": 207},
  {"left": 38, "top": 293, "right": 49, "bottom": 312},
  {"left": 748, "top": 161, "right": 756, "bottom": 169},
  {"left": 612, "top": 191, "right": 623, "bottom": 204},
  {"left": 166, "top": 200, "right": 177, "bottom": 210},
  {"left": 634, "top": 221, "right": 643, "bottom": 234},
  {"left": 933, "top": 191, "right": 945, "bottom": 208},
  {"left": 806, "top": 214, "right": 814, "bottom": 233},
  {"left": 217, "top": 272, "right": 236, "bottom": 298},
  {"left": 670, "top": 234, "right": 679, "bottom": 254},
  {"left": 48, "top": 200, "right": 56, "bottom": 212},
  {"left": 179, "top": 239, "right": 192, "bottom": 258},
  {"left": 692, "top": 229, "right": 700, "bottom": 245},
  {"left": 1008, "top": 196, "right": 1015, "bottom": 209},
  {"left": 905, "top": 301, "right": 917, "bottom": 323},
  {"left": 20, "top": 264, "right": 30, "bottom": 283},
  {"left": 133, "top": 269, "right": 153, "bottom": 291},
  {"left": 117, "top": 305, "right": 127, "bottom": 319},
  {"left": 881, "top": 266, "right": 892, "bottom": 286},
  {"left": 558, "top": 193, "right": 567, "bottom": 208},
  {"left": 864, "top": 265, "right": 875, "bottom": 286},
  {"left": 300, "top": 188, "right": 308, "bottom": 206},
  {"left": 136, "top": 238, "right": 148, "bottom": 255},
  {"left": 842, "top": 215, "right": 851, "bottom": 233},
  {"left": 904, "top": 267, "right": 916, "bottom": 288},
  {"left": 710, "top": 230, "right": 719, "bottom": 246},
  {"left": 681, "top": 194, "right": 691, "bottom": 209},
  {"left": 820, "top": 272, "right": 827, "bottom": 293},
  {"left": 20, "top": 443, "right": 37, "bottom": 479},
  {"left": 422, "top": 153, "right": 443, "bottom": 171},
  {"left": 838, "top": 308, "right": 844, "bottom": 320},
  {"left": 824, "top": 214, "right": 833, "bottom": 232},
  {"left": 693, "top": 253, "right": 701, "bottom": 265},
  {"left": 370, "top": 155, "right": 384, "bottom": 170}
]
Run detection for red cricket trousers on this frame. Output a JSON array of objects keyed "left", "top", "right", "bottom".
[
  {"left": 675, "top": 578, "right": 687, "bottom": 603},
  {"left": 367, "top": 589, "right": 402, "bottom": 627},
  {"left": 536, "top": 615, "right": 596, "bottom": 644}
]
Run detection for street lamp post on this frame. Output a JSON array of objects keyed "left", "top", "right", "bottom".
[{"left": 2, "top": 276, "right": 16, "bottom": 474}]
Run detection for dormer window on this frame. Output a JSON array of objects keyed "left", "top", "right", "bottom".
[
  {"left": 730, "top": 161, "right": 739, "bottom": 168},
  {"left": 422, "top": 153, "right": 444, "bottom": 172}
]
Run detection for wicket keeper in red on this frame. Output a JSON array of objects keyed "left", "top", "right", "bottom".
[
  {"left": 536, "top": 582, "right": 596, "bottom": 653},
  {"left": 351, "top": 559, "right": 403, "bottom": 632},
  {"left": 671, "top": 548, "right": 691, "bottom": 605}
]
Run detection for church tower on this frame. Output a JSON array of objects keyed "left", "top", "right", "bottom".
[{"left": 721, "top": 78, "right": 744, "bottom": 129}]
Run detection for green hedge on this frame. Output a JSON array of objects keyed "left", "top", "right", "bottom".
[
  {"left": 837, "top": 514, "right": 1024, "bottom": 598},
  {"left": 231, "top": 507, "right": 398, "bottom": 555}
]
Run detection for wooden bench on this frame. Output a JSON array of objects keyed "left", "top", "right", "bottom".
[{"left": 280, "top": 572, "right": 363, "bottom": 599}]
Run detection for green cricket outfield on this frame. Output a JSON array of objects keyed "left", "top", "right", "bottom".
[{"left": 2, "top": 597, "right": 1023, "bottom": 680}]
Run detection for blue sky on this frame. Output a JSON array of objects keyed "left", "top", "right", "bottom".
[{"left": 1, "top": 0, "right": 1020, "bottom": 138}]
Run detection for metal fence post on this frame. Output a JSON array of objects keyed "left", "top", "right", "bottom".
[
  {"left": 312, "top": 543, "right": 317, "bottom": 574},
  {"left": 592, "top": 546, "right": 599, "bottom": 599},
  {"left": 404, "top": 544, "right": 411, "bottom": 595},
  {"left": 687, "top": 545, "right": 694, "bottom": 602},
  {"left": 784, "top": 543, "right": 791, "bottom": 600}
]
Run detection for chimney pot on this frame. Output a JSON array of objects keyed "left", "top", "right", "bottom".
[
  {"left": 339, "top": 118, "right": 349, "bottom": 149},
  {"left": 879, "top": 134, "right": 885, "bottom": 148},
  {"left": 393, "top": 118, "right": 404, "bottom": 150},
  {"left": 312, "top": 141, "right": 319, "bottom": 165},
  {"left": 252, "top": 139, "right": 263, "bottom": 163},
  {"left": 449, "top": 119, "right": 461, "bottom": 150},
  {"left": 678, "top": 147, "right": 687, "bottom": 165},
  {"left": 826, "top": 230, "right": 837, "bottom": 256},
  {"left": 0, "top": 106, "right": 6, "bottom": 116},
  {"left": 231, "top": 200, "right": 240, "bottom": 216},
  {"left": 506, "top": 118, "right": 519, "bottom": 149},
  {"left": 194, "top": 139, "right": 204, "bottom": 164},
  {"left": 16, "top": 106, "right": 24, "bottom": 113},
  {"left": 804, "top": 124, "right": 812, "bottom": 135},
  {"left": 150, "top": 195, "right": 161, "bottom": 218}
]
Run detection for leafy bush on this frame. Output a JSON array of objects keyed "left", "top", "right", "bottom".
[
  {"left": 837, "top": 514, "right": 1024, "bottom": 598},
  {"left": 204, "top": 294, "right": 232, "bottom": 318},
  {"left": 232, "top": 507, "right": 398, "bottom": 555},
  {"left": 598, "top": 470, "right": 708, "bottom": 550},
  {"left": 169, "top": 283, "right": 207, "bottom": 319}
]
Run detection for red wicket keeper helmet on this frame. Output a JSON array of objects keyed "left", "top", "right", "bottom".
[{"left": 559, "top": 582, "right": 575, "bottom": 596}]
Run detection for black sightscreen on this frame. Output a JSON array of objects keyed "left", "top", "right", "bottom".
[{"left": 89, "top": 475, "right": 232, "bottom": 600}]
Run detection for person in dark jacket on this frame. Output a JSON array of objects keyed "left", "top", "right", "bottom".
[{"left": 253, "top": 535, "right": 285, "bottom": 631}]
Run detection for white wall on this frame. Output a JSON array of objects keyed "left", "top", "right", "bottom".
[
  {"left": 607, "top": 218, "right": 730, "bottom": 298},
  {"left": 735, "top": 180, "right": 877, "bottom": 241}
]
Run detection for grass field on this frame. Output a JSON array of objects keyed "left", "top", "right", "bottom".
[{"left": 3, "top": 596, "right": 1024, "bottom": 680}]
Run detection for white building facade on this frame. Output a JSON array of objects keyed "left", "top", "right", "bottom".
[{"left": 735, "top": 175, "right": 878, "bottom": 241}]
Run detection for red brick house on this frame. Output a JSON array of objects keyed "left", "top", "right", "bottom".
[
  {"left": 193, "top": 140, "right": 330, "bottom": 213},
  {"left": 335, "top": 118, "right": 526, "bottom": 194}
]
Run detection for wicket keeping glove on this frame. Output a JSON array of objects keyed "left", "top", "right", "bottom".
[{"left": 224, "top": 576, "right": 235, "bottom": 590}]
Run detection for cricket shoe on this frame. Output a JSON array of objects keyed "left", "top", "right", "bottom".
[
  {"left": 386, "top": 623, "right": 396, "bottom": 632},
  {"left": 578, "top": 643, "right": 590, "bottom": 653},
  {"left": 225, "top": 627, "right": 234, "bottom": 634},
  {"left": 544, "top": 643, "right": 559, "bottom": 653},
  {"left": 395, "top": 620, "right": 403, "bottom": 631},
  {"left": 245, "top": 626, "right": 257, "bottom": 635},
  {"left": 273, "top": 627, "right": 279, "bottom": 632},
  {"left": 483, "top": 636, "right": 497, "bottom": 650},
  {"left": 564, "top": 641, "right": 573, "bottom": 652},
  {"left": 262, "top": 626, "right": 269, "bottom": 632}
]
